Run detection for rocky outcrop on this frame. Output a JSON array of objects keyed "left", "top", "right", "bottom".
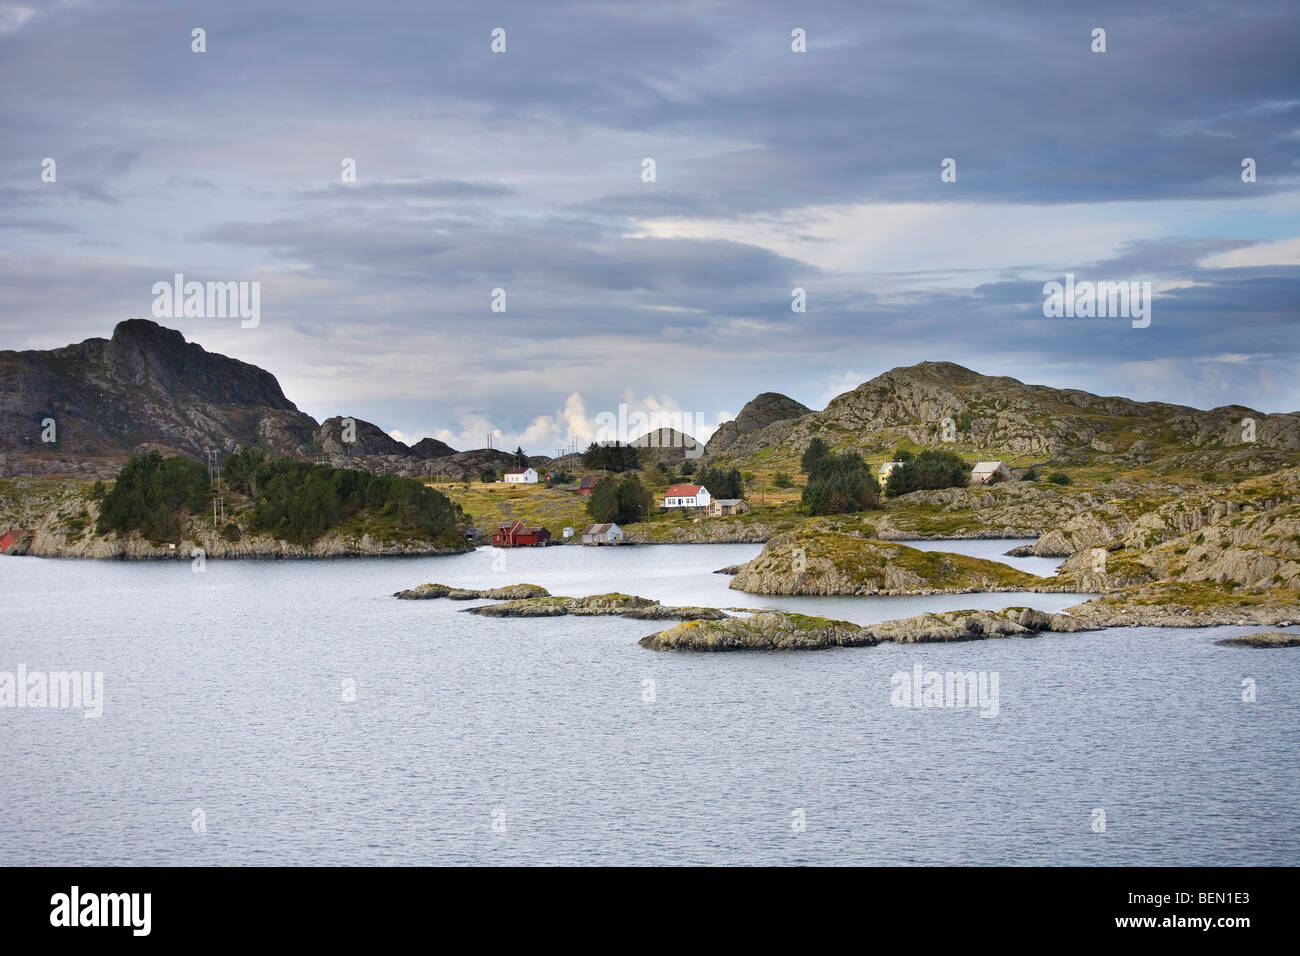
[
  {"left": 729, "top": 530, "right": 1043, "bottom": 595},
  {"left": 641, "top": 612, "right": 876, "bottom": 651},
  {"left": 394, "top": 582, "right": 549, "bottom": 600},
  {"left": 1051, "top": 471, "right": 1300, "bottom": 594},
  {"left": 1214, "top": 632, "right": 1300, "bottom": 648},
  {"left": 466, "top": 592, "right": 727, "bottom": 621},
  {"left": 870, "top": 606, "right": 1085, "bottom": 643},
  {"left": 409, "top": 437, "right": 457, "bottom": 459},
  {"left": 705, "top": 392, "right": 813, "bottom": 455},
  {"left": 640, "top": 606, "right": 1088, "bottom": 651},
  {"left": 1062, "top": 583, "right": 1298, "bottom": 628},
  {"left": 318, "top": 416, "right": 413, "bottom": 458}
]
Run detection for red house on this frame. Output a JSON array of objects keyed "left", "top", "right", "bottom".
[
  {"left": 578, "top": 475, "right": 602, "bottom": 496},
  {"left": 1, "top": 529, "right": 32, "bottom": 553},
  {"left": 492, "top": 520, "right": 552, "bottom": 547}
]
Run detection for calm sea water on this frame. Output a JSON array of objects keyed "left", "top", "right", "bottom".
[{"left": 1, "top": 540, "right": 1297, "bottom": 866}]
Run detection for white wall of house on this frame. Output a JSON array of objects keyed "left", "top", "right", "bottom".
[
  {"left": 504, "top": 468, "right": 538, "bottom": 484},
  {"left": 663, "top": 487, "right": 712, "bottom": 508}
]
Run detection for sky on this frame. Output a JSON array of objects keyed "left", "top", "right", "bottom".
[{"left": 1, "top": 0, "right": 1298, "bottom": 453}]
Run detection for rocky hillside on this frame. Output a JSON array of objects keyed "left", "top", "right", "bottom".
[
  {"left": 707, "top": 361, "right": 1300, "bottom": 479},
  {"left": 0, "top": 319, "right": 535, "bottom": 480},
  {"left": 0, "top": 319, "right": 318, "bottom": 476},
  {"left": 1052, "top": 469, "right": 1300, "bottom": 594},
  {"left": 705, "top": 392, "right": 812, "bottom": 455}
]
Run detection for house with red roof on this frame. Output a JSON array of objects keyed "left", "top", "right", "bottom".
[{"left": 663, "top": 484, "right": 711, "bottom": 510}]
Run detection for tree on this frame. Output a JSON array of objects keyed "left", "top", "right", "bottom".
[
  {"left": 587, "top": 476, "right": 620, "bottom": 523},
  {"left": 480, "top": 468, "right": 497, "bottom": 483},
  {"left": 801, "top": 453, "right": 880, "bottom": 515},
  {"left": 587, "top": 475, "right": 652, "bottom": 524},
  {"left": 801, "top": 436, "right": 828, "bottom": 475},
  {"left": 582, "top": 441, "right": 639, "bottom": 472},
  {"left": 697, "top": 466, "right": 742, "bottom": 499},
  {"left": 884, "top": 449, "right": 969, "bottom": 498},
  {"left": 514, "top": 446, "right": 527, "bottom": 468},
  {"left": 615, "top": 476, "right": 652, "bottom": 524},
  {"left": 96, "top": 451, "right": 210, "bottom": 543}
]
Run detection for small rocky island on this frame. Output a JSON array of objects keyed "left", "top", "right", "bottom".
[
  {"left": 394, "top": 582, "right": 551, "bottom": 600},
  {"left": 1214, "top": 632, "right": 1300, "bottom": 648},
  {"left": 728, "top": 530, "right": 1045, "bottom": 596},
  {"left": 640, "top": 606, "right": 1085, "bottom": 651}
]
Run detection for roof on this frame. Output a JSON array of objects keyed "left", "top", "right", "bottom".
[
  {"left": 713, "top": 498, "right": 744, "bottom": 506},
  {"left": 665, "top": 484, "right": 704, "bottom": 497},
  {"left": 504, "top": 467, "right": 534, "bottom": 475},
  {"left": 582, "top": 523, "right": 619, "bottom": 534},
  {"left": 972, "top": 461, "right": 1006, "bottom": 473},
  {"left": 578, "top": 475, "right": 601, "bottom": 488}
]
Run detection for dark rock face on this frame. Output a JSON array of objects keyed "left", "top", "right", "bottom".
[
  {"left": 0, "top": 320, "right": 472, "bottom": 479},
  {"left": 409, "top": 437, "right": 457, "bottom": 459},
  {"left": 318, "top": 416, "right": 411, "bottom": 457},
  {"left": 706, "top": 392, "right": 813, "bottom": 455},
  {"left": 0, "top": 319, "right": 317, "bottom": 475}
]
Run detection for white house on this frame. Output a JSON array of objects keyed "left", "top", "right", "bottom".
[
  {"left": 581, "top": 523, "right": 624, "bottom": 545},
  {"left": 878, "top": 461, "right": 905, "bottom": 483},
  {"left": 663, "top": 484, "right": 711, "bottom": 509},
  {"left": 970, "top": 461, "right": 1011, "bottom": 484},
  {"left": 503, "top": 467, "right": 538, "bottom": 484}
]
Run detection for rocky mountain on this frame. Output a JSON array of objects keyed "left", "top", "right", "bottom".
[
  {"left": 0, "top": 320, "right": 487, "bottom": 479},
  {"left": 410, "top": 437, "right": 456, "bottom": 459},
  {"left": 0, "top": 319, "right": 319, "bottom": 476},
  {"left": 705, "top": 391, "right": 812, "bottom": 455},
  {"left": 630, "top": 427, "right": 702, "bottom": 464},
  {"left": 707, "top": 361, "right": 1300, "bottom": 476}
]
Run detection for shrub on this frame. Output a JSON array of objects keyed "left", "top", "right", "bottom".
[
  {"left": 773, "top": 472, "right": 793, "bottom": 489},
  {"left": 1047, "top": 472, "right": 1071, "bottom": 485},
  {"left": 1022, "top": 468, "right": 1039, "bottom": 482}
]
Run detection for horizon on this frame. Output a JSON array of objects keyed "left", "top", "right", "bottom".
[{"left": 2, "top": 0, "right": 1298, "bottom": 451}]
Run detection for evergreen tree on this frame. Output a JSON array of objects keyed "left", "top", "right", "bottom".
[{"left": 801, "top": 436, "right": 828, "bottom": 475}]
